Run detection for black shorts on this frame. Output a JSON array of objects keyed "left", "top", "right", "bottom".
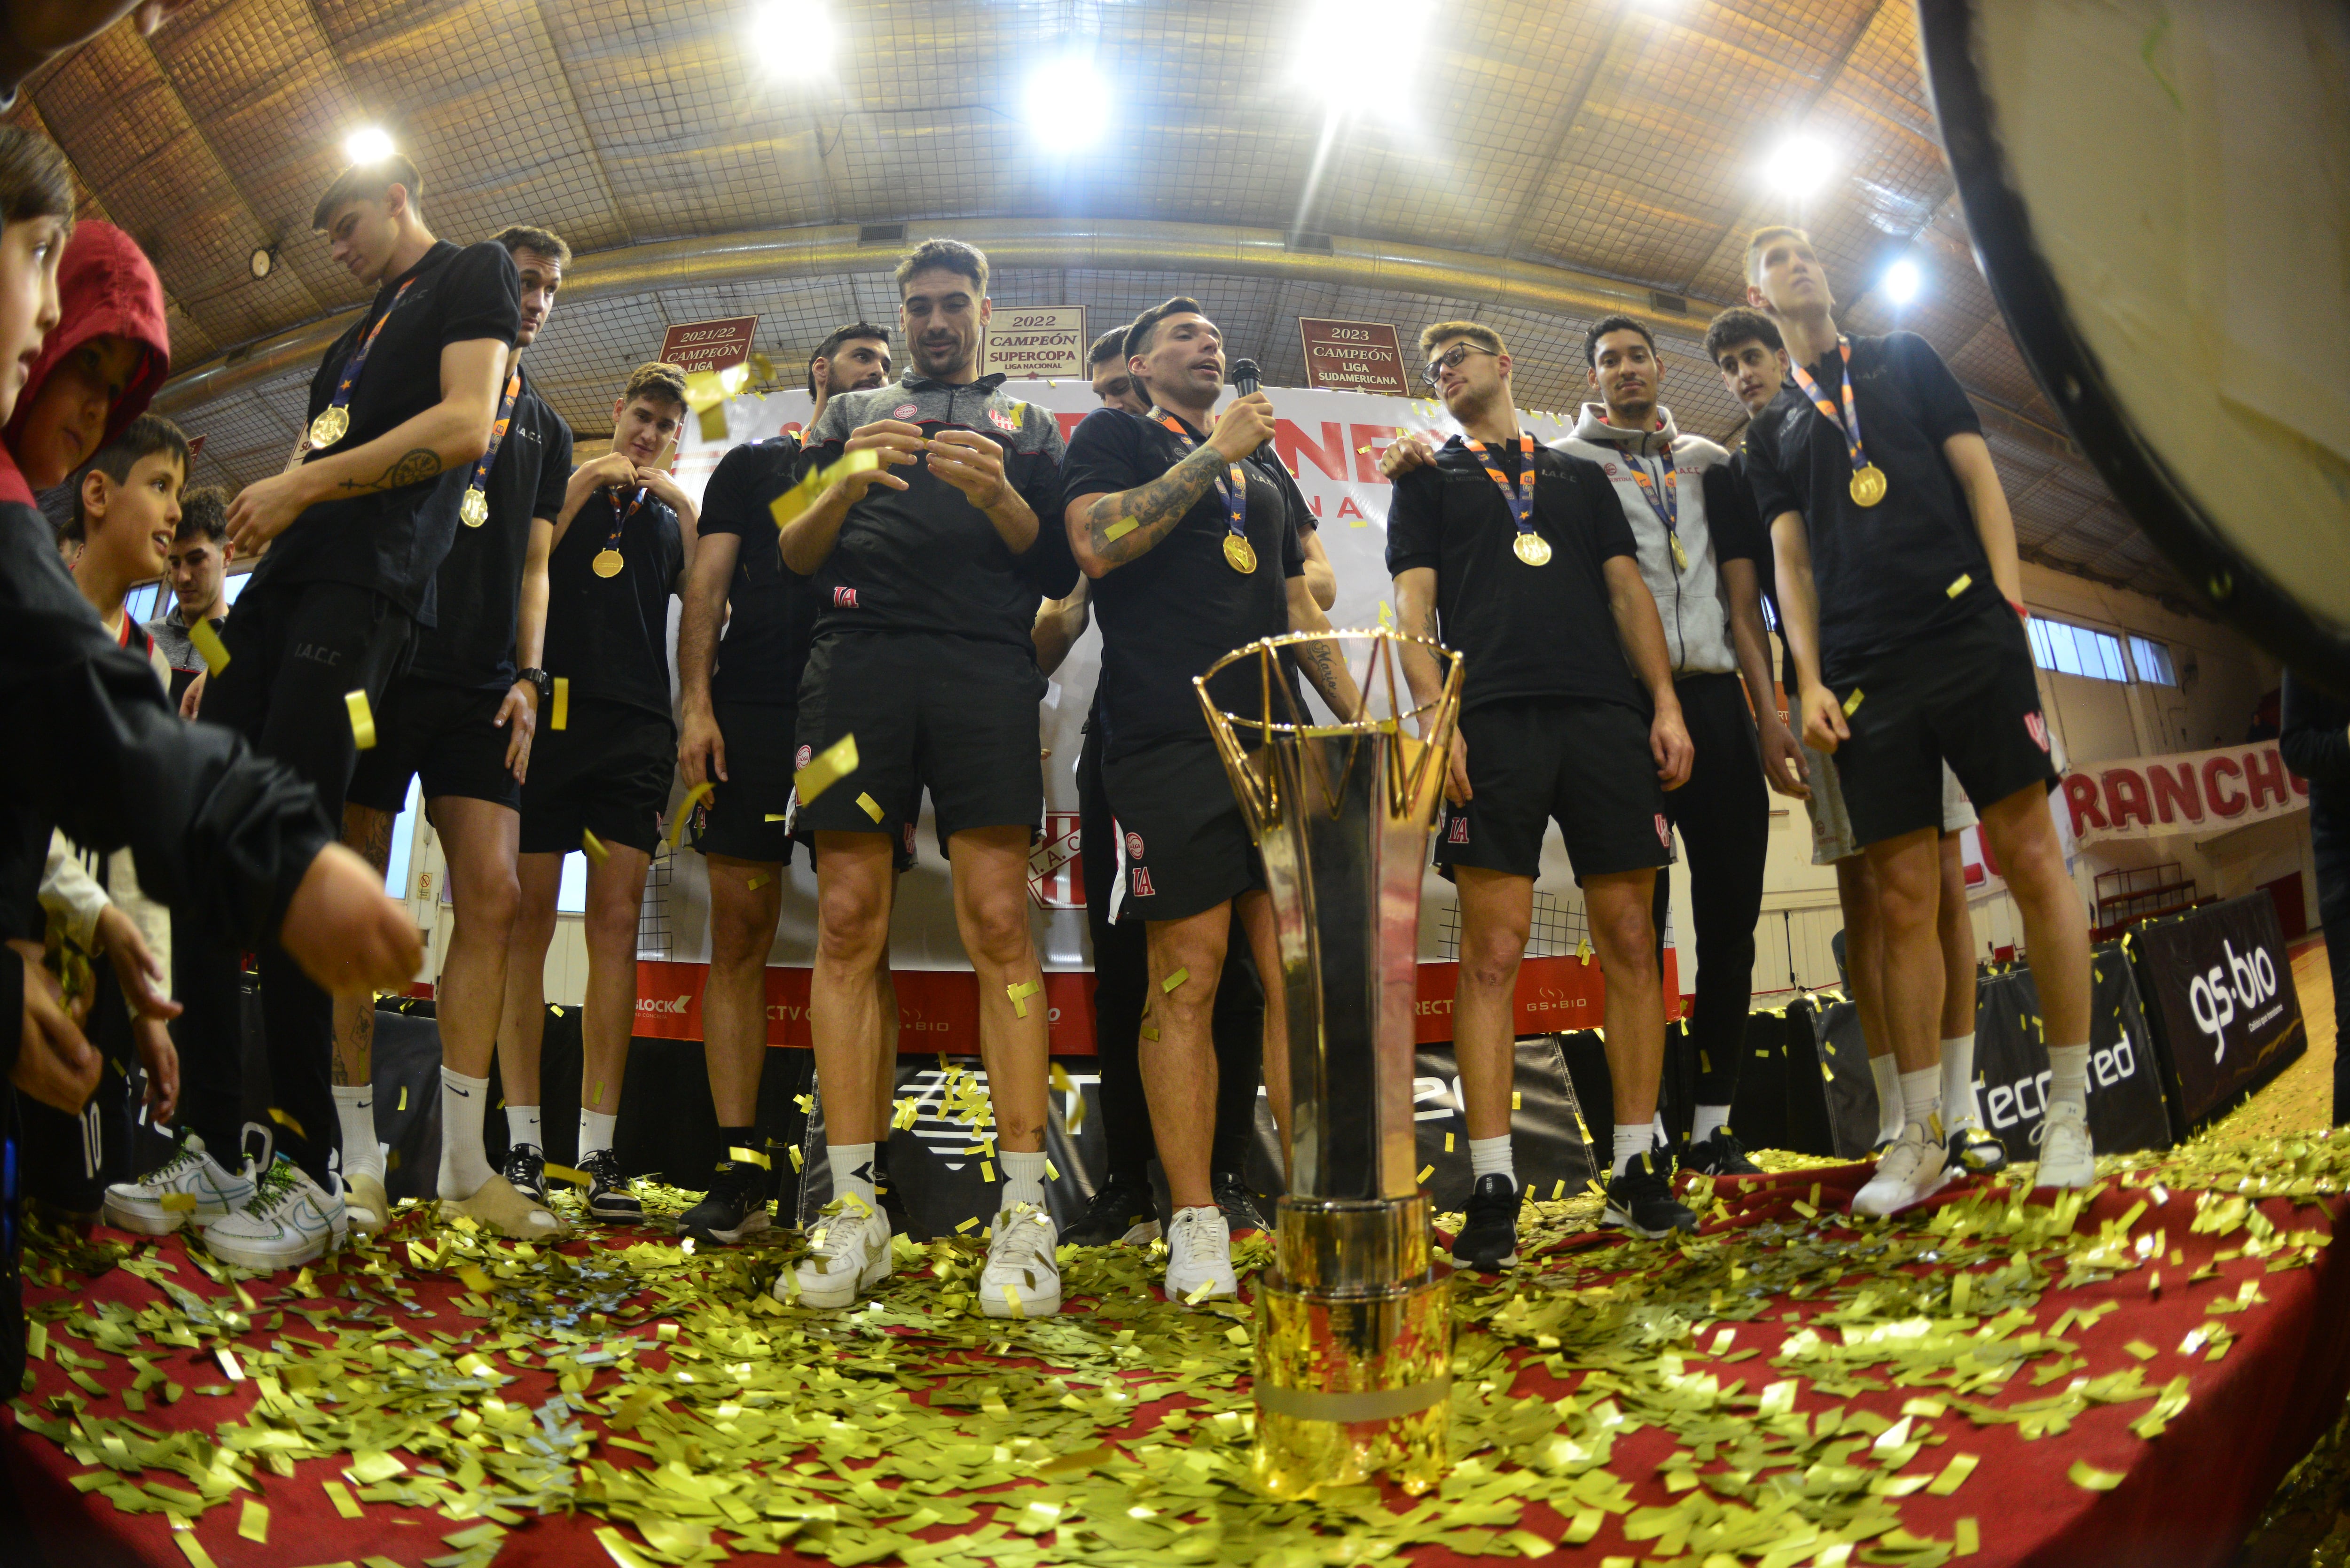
[
  {"left": 1830, "top": 599, "right": 2058, "bottom": 848},
  {"left": 692, "top": 700, "right": 797, "bottom": 865},
  {"left": 793, "top": 629, "right": 1044, "bottom": 856},
  {"left": 1103, "top": 738, "right": 1261, "bottom": 924},
  {"left": 1434, "top": 698, "right": 1672, "bottom": 882},
  {"left": 519, "top": 704, "right": 675, "bottom": 857},
  {"left": 347, "top": 677, "right": 521, "bottom": 813}
]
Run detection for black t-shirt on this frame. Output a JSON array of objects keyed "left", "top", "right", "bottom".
[
  {"left": 1385, "top": 436, "right": 1643, "bottom": 714},
  {"left": 542, "top": 483, "right": 685, "bottom": 727},
  {"left": 251, "top": 240, "right": 521, "bottom": 625},
  {"left": 1741, "top": 331, "right": 1992, "bottom": 684},
  {"left": 1717, "top": 448, "right": 1784, "bottom": 694},
  {"left": 406, "top": 367, "right": 572, "bottom": 691},
  {"left": 698, "top": 435, "right": 822, "bottom": 709},
  {"left": 804, "top": 374, "right": 1075, "bottom": 647},
  {"left": 1063, "top": 408, "right": 1307, "bottom": 758}
]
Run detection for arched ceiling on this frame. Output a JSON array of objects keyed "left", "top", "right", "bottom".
[{"left": 7, "top": 0, "right": 2180, "bottom": 599}]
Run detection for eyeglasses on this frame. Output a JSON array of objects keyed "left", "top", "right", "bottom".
[{"left": 1422, "top": 343, "right": 1496, "bottom": 387}]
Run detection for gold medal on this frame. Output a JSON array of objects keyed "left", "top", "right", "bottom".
[
  {"left": 592, "top": 549, "right": 625, "bottom": 578},
  {"left": 308, "top": 405, "right": 350, "bottom": 449},
  {"left": 1668, "top": 533, "right": 1689, "bottom": 572},
  {"left": 1513, "top": 531, "right": 1552, "bottom": 566},
  {"left": 1849, "top": 463, "right": 1888, "bottom": 507},
  {"left": 459, "top": 488, "right": 489, "bottom": 527},
  {"left": 1223, "top": 534, "right": 1257, "bottom": 574}
]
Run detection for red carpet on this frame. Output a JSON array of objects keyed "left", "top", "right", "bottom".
[{"left": 6, "top": 1147, "right": 2346, "bottom": 1568}]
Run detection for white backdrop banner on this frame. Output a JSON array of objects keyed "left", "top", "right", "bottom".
[{"left": 658, "top": 379, "right": 1620, "bottom": 976}]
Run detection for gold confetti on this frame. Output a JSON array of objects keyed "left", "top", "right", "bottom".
[
  {"left": 2068, "top": 1459, "right": 2124, "bottom": 1491},
  {"left": 215, "top": 1347, "right": 244, "bottom": 1382},
  {"left": 787, "top": 1145, "right": 804, "bottom": 1170},
  {"left": 188, "top": 618, "right": 230, "bottom": 675},
  {"left": 763, "top": 812, "right": 788, "bottom": 821},
  {"left": 1445, "top": 1132, "right": 1454, "bottom": 1152},
  {"left": 543, "top": 1163, "right": 590, "bottom": 1186},
  {"left": 397, "top": 1084, "right": 407, "bottom": 1111},
  {"left": 1947, "top": 573, "right": 1974, "bottom": 597},
  {"left": 237, "top": 1499, "right": 269, "bottom": 1543},
  {"left": 1955, "top": 1518, "right": 1981, "bottom": 1556},
  {"left": 455, "top": 1263, "right": 494, "bottom": 1294},
  {"left": 24, "top": 1321, "right": 45, "bottom": 1359},
  {"left": 666, "top": 781, "right": 713, "bottom": 847},
  {"left": 596, "top": 1525, "right": 660, "bottom": 1568},
  {"left": 729, "top": 1146, "right": 772, "bottom": 1169},
  {"left": 981, "top": 1160, "right": 994, "bottom": 1183},
  {"left": 172, "top": 1534, "right": 220, "bottom": 1568},
  {"left": 795, "top": 733, "right": 860, "bottom": 804},
  {"left": 749, "top": 351, "right": 776, "bottom": 382},
  {"left": 1928, "top": 1452, "right": 1979, "bottom": 1495},
  {"left": 768, "top": 448, "right": 883, "bottom": 530},
  {"left": 1104, "top": 517, "right": 1138, "bottom": 541},
  {"left": 1843, "top": 687, "right": 1864, "bottom": 716},
  {"left": 856, "top": 791, "right": 884, "bottom": 822},
  {"left": 746, "top": 874, "right": 768, "bottom": 891},
  {"left": 683, "top": 364, "right": 750, "bottom": 441},
  {"left": 322, "top": 1479, "right": 362, "bottom": 1519},
  {"left": 1006, "top": 979, "right": 1042, "bottom": 1018},
  {"left": 1513, "top": 1091, "right": 1522, "bottom": 1109},
  {"left": 1161, "top": 967, "right": 1190, "bottom": 992},
  {"left": 1416, "top": 1164, "right": 1434, "bottom": 1184},
  {"left": 582, "top": 829, "right": 610, "bottom": 865},
  {"left": 345, "top": 689, "right": 376, "bottom": 750},
  {"left": 266, "top": 1106, "right": 306, "bottom": 1141},
  {"left": 551, "top": 675, "right": 569, "bottom": 729},
  {"left": 158, "top": 1192, "right": 198, "bottom": 1212}
]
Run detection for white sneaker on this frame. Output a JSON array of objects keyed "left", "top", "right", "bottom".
[
  {"left": 2036, "top": 1100, "right": 2097, "bottom": 1188},
  {"left": 103, "top": 1133, "right": 253, "bottom": 1234},
  {"left": 979, "top": 1203, "right": 1062, "bottom": 1319},
  {"left": 1164, "top": 1204, "right": 1237, "bottom": 1305},
  {"left": 345, "top": 1170, "right": 389, "bottom": 1236},
  {"left": 200, "top": 1157, "right": 346, "bottom": 1271},
  {"left": 1852, "top": 1121, "right": 1952, "bottom": 1217},
  {"left": 776, "top": 1194, "right": 891, "bottom": 1310}
]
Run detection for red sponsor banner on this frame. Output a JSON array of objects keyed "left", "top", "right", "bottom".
[
  {"left": 658, "top": 316, "right": 759, "bottom": 375},
  {"left": 1298, "top": 318, "right": 1412, "bottom": 397},
  {"left": 634, "top": 951, "right": 1678, "bottom": 1054},
  {"left": 2060, "top": 742, "right": 2308, "bottom": 846}
]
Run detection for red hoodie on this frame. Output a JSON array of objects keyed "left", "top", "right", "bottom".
[{"left": 1, "top": 219, "right": 170, "bottom": 468}]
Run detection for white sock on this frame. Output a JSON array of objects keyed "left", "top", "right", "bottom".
[
  {"left": 1468, "top": 1135, "right": 1514, "bottom": 1185},
  {"left": 437, "top": 1068, "right": 493, "bottom": 1199},
  {"left": 829, "top": 1141, "right": 877, "bottom": 1210},
  {"left": 2046, "top": 1043, "right": 2090, "bottom": 1113},
  {"left": 1870, "top": 1053, "right": 1904, "bottom": 1144},
  {"left": 1692, "top": 1104, "right": 1731, "bottom": 1146},
  {"left": 332, "top": 1085, "right": 381, "bottom": 1180},
  {"left": 1612, "top": 1123, "right": 1651, "bottom": 1177},
  {"left": 1899, "top": 1065, "right": 1942, "bottom": 1137},
  {"left": 1939, "top": 1034, "right": 1981, "bottom": 1132},
  {"left": 506, "top": 1104, "right": 543, "bottom": 1152},
  {"left": 1000, "top": 1149, "right": 1048, "bottom": 1210},
  {"left": 579, "top": 1108, "right": 618, "bottom": 1160}
]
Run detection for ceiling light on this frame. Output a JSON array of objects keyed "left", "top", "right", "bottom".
[
  {"left": 1023, "top": 57, "right": 1109, "bottom": 148},
  {"left": 1298, "top": 0, "right": 1433, "bottom": 116},
  {"left": 342, "top": 125, "right": 394, "bottom": 165},
  {"left": 1764, "top": 135, "right": 1833, "bottom": 198},
  {"left": 751, "top": 0, "right": 834, "bottom": 76},
  {"left": 1883, "top": 257, "right": 1922, "bottom": 304}
]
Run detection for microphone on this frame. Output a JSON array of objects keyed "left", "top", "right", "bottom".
[{"left": 1229, "top": 358, "right": 1261, "bottom": 398}]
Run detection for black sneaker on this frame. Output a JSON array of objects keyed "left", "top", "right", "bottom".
[
  {"left": 1449, "top": 1174, "right": 1521, "bottom": 1271},
  {"left": 1212, "top": 1171, "right": 1269, "bottom": 1238},
  {"left": 502, "top": 1143, "right": 546, "bottom": 1203},
  {"left": 1061, "top": 1177, "right": 1160, "bottom": 1247},
  {"left": 578, "top": 1148, "right": 642, "bottom": 1224},
  {"left": 677, "top": 1157, "right": 771, "bottom": 1245},
  {"left": 1603, "top": 1154, "right": 1698, "bottom": 1239},
  {"left": 1684, "top": 1127, "right": 1761, "bottom": 1177},
  {"left": 1947, "top": 1124, "right": 2010, "bottom": 1174}
]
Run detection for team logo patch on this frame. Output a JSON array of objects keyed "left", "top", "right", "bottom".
[
  {"left": 1447, "top": 817, "right": 1469, "bottom": 844},
  {"left": 1604, "top": 463, "right": 1619, "bottom": 475},
  {"left": 1131, "top": 867, "right": 1156, "bottom": 898},
  {"left": 1124, "top": 830, "right": 1145, "bottom": 860},
  {"left": 832, "top": 586, "right": 858, "bottom": 608},
  {"left": 892, "top": 402, "right": 918, "bottom": 419},
  {"left": 2025, "top": 711, "right": 2051, "bottom": 753},
  {"left": 1656, "top": 813, "right": 1672, "bottom": 847},
  {"left": 987, "top": 407, "right": 1019, "bottom": 433},
  {"left": 795, "top": 744, "right": 813, "bottom": 770}
]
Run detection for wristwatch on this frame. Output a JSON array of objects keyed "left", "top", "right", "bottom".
[{"left": 518, "top": 667, "right": 551, "bottom": 705}]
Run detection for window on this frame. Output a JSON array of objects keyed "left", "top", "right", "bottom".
[
  {"left": 123, "top": 582, "right": 164, "bottom": 624},
  {"left": 382, "top": 777, "right": 423, "bottom": 897},
  {"left": 2129, "top": 635, "right": 2178, "bottom": 686},
  {"left": 2028, "top": 616, "right": 2130, "bottom": 683}
]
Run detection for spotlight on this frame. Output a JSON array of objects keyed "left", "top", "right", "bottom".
[
  {"left": 1023, "top": 56, "right": 1109, "bottom": 148},
  {"left": 342, "top": 126, "right": 394, "bottom": 166},
  {"left": 1298, "top": 0, "right": 1433, "bottom": 115},
  {"left": 1883, "top": 257, "right": 1922, "bottom": 305},
  {"left": 751, "top": 0, "right": 835, "bottom": 76},
  {"left": 1764, "top": 135, "right": 1833, "bottom": 198}
]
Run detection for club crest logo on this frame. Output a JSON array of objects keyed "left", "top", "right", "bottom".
[
  {"left": 892, "top": 402, "right": 918, "bottom": 419},
  {"left": 1656, "top": 813, "right": 1671, "bottom": 846},
  {"left": 987, "top": 406, "right": 1020, "bottom": 433},
  {"left": 1124, "top": 830, "right": 1145, "bottom": 860},
  {"left": 2025, "top": 711, "right": 2051, "bottom": 752},
  {"left": 1447, "top": 817, "right": 1469, "bottom": 844},
  {"left": 795, "top": 744, "right": 813, "bottom": 770},
  {"left": 1131, "top": 868, "right": 1156, "bottom": 897},
  {"left": 832, "top": 586, "right": 858, "bottom": 608},
  {"left": 1604, "top": 463, "right": 1619, "bottom": 475}
]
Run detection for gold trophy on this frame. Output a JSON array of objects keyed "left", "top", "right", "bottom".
[{"left": 1193, "top": 629, "right": 1464, "bottom": 1498}]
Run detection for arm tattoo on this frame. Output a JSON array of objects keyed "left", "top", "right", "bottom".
[
  {"left": 336, "top": 447, "right": 443, "bottom": 496},
  {"left": 1082, "top": 444, "right": 1228, "bottom": 566},
  {"left": 1295, "top": 640, "right": 1353, "bottom": 716}
]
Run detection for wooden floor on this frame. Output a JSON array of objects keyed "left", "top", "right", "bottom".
[{"left": 2213, "top": 935, "right": 2339, "bottom": 1142}]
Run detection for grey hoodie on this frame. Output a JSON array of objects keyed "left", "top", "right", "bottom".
[{"left": 1556, "top": 403, "right": 1738, "bottom": 677}]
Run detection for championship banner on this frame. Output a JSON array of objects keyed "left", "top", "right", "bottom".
[
  {"left": 658, "top": 316, "right": 759, "bottom": 375},
  {"left": 1297, "top": 318, "right": 1413, "bottom": 396},
  {"left": 2128, "top": 892, "right": 2306, "bottom": 1135},
  {"left": 979, "top": 304, "right": 1084, "bottom": 378},
  {"left": 2060, "top": 740, "right": 2308, "bottom": 845}
]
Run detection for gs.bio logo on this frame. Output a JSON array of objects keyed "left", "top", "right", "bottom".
[
  {"left": 1985, "top": 1041, "right": 2141, "bottom": 1145},
  {"left": 2189, "top": 937, "right": 2280, "bottom": 1062}
]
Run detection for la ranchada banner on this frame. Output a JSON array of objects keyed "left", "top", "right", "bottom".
[{"left": 2060, "top": 740, "right": 2309, "bottom": 846}]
